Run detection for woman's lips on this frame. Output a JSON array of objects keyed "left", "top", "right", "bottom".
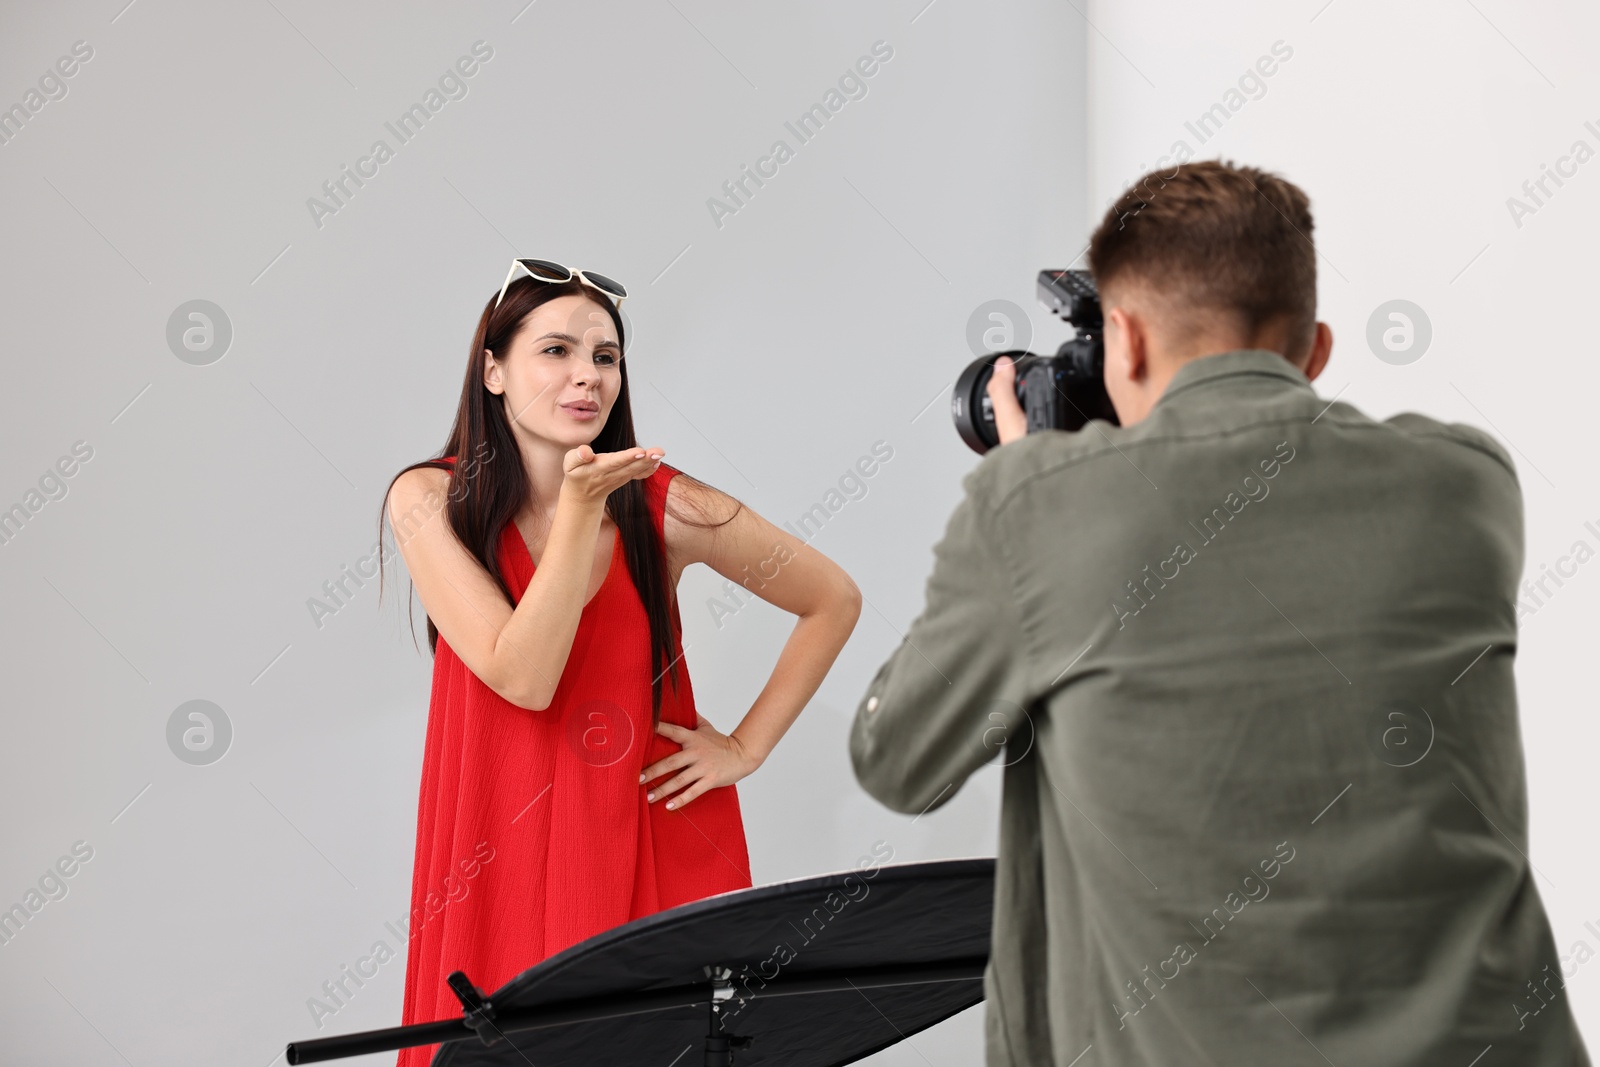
[{"left": 561, "top": 402, "right": 599, "bottom": 420}]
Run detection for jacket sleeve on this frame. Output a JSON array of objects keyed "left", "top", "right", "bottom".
[{"left": 848, "top": 469, "right": 1035, "bottom": 814}]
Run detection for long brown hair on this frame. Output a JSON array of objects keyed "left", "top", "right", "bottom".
[{"left": 376, "top": 275, "right": 740, "bottom": 726}]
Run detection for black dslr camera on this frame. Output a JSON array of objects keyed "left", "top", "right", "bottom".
[{"left": 951, "top": 269, "right": 1119, "bottom": 455}]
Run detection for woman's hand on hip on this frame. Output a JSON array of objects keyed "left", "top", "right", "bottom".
[{"left": 640, "top": 714, "right": 762, "bottom": 810}]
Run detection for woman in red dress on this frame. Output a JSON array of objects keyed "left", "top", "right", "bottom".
[{"left": 377, "top": 261, "right": 860, "bottom": 1065}]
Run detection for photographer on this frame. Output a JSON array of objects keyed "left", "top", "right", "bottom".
[{"left": 849, "top": 160, "right": 1588, "bottom": 1065}]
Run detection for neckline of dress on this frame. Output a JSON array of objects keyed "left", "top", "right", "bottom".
[{"left": 509, "top": 518, "right": 621, "bottom": 612}]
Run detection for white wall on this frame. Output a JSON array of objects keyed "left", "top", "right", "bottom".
[{"left": 1087, "top": 0, "right": 1600, "bottom": 1047}]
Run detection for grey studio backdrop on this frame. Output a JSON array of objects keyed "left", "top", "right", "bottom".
[
  {"left": 3, "top": 1, "right": 1597, "bottom": 1066},
  {"left": 0, "top": 1, "right": 1085, "bottom": 1065}
]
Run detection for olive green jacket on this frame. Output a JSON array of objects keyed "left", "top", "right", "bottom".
[{"left": 849, "top": 350, "right": 1588, "bottom": 1066}]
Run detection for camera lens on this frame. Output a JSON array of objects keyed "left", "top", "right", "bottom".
[{"left": 952, "top": 350, "right": 1033, "bottom": 456}]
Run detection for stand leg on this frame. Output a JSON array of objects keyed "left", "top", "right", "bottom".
[
  {"left": 701, "top": 964, "right": 751, "bottom": 1065},
  {"left": 705, "top": 993, "right": 730, "bottom": 1067}
]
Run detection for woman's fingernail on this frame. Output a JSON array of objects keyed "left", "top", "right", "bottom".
[
  {"left": 638, "top": 774, "right": 645, "bottom": 783},
  {"left": 665, "top": 802, "right": 674, "bottom": 810}
]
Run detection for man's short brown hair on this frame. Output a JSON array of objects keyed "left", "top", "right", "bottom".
[{"left": 1087, "top": 159, "right": 1317, "bottom": 357}]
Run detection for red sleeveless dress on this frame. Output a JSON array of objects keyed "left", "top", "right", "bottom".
[{"left": 395, "top": 461, "right": 752, "bottom": 1066}]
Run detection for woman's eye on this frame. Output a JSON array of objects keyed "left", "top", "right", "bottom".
[
  {"left": 595, "top": 353, "right": 618, "bottom": 366},
  {"left": 543, "top": 345, "right": 566, "bottom": 356}
]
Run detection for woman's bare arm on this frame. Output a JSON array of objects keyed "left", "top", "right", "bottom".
[
  {"left": 386, "top": 449, "right": 660, "bottom": 709},
  {"left": 640, "top": 474, "right": 861, "bottom": 808}
]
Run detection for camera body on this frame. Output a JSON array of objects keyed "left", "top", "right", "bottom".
[{"left": 951, "top": 269, "right": 1120, "bottom": 455}]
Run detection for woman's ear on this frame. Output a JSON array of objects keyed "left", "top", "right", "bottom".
[{"left": 482, "top": 350, "right": 503, "bottom": 395}]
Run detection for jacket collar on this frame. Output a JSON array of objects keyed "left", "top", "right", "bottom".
[{"left": 1150, "top": 349, "right": 1314, "bottom": 412}]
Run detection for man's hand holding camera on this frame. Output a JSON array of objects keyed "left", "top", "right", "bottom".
[{"left": 984, "top": 354, "right": 1029, "bottom": 447}]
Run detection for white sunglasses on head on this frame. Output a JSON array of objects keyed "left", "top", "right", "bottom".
[{"left": 494, "top": 258, "right": 628, "bottom": 310}]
